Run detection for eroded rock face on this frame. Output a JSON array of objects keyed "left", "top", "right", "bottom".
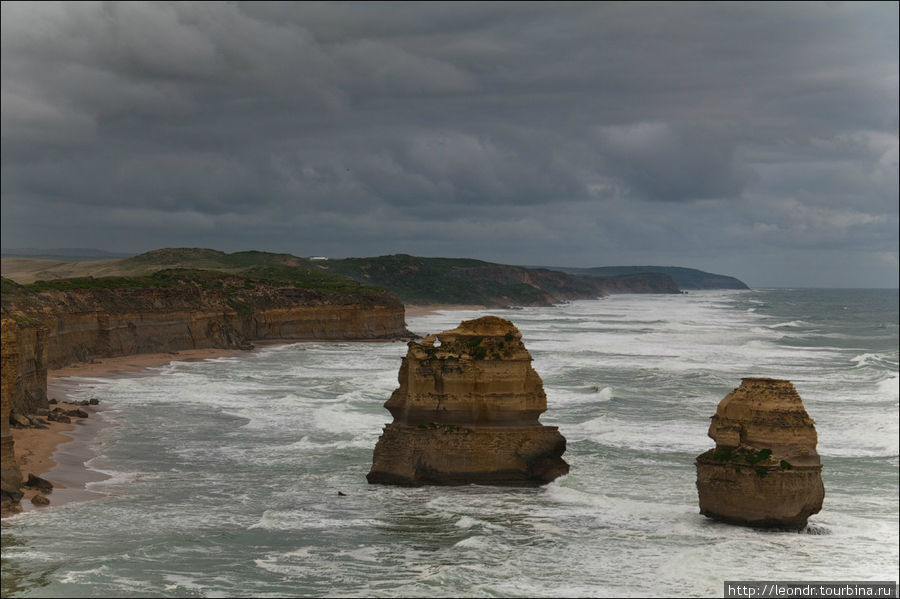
[
  {"left": 1, "top": 318, "right": 25, "bottom": 515},
  {"left": 368, "top": 316, "right": 569, "bottom": 486},
  {"left": 0, "top": 285, "right": 409, "bottom": 370},
  {"left": 696, "top": 378, "right": 824, "bottom": 529}
]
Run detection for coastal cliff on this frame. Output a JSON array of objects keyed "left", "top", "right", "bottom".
[
  {"left": 695, "top": 378, "right": 824, "bottom": 529},
  {"left": 0, "top": 273, "right": 410, "bottom": 514},
  {"left": 2, "top": 274, "right": 409, "bottom": 370},
  {"left": 1, "top": 318, "right": 25, "bottom": 513},
  {"left": 368, "top": 316, "right": 569, "bottom": 486}
]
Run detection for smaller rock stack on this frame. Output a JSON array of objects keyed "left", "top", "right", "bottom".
[
  {"left": 367, "top": 316, "right": 569, "bottom": 486},
  {"left": 696, "top": 377, "right": 824, "bottom": 529}
]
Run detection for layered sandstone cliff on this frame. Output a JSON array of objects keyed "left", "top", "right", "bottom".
[
  {"left": 1, "top": 318, "right": 25, "bottom": 513},
  {"left": 368, "top": 316, "right": 569, "bottom": 486},
  {"left": 695, "top": 378, "right": 824, "bottom": 529},
  {"left": 0, "top": 276, "right": 410, "bottom": 514},
  {"left": 2, "top": 281, "right": 409, "bottom": 370}
]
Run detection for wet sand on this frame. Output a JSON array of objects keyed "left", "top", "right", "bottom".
[
  {"left": 13, "top": 408, "right": 110, "bottom": 513},
  {"left": 405, "top": 304, "right": 487, "bottom": 317},
  {"left": 48, "top": 347, "right": 245, "bottom": 379}
]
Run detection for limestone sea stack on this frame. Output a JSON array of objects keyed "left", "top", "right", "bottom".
[
  {"left": 367, "top": 316, "right": 569, "bottom": 486},
  {"left": 695, "top": 377, "right": 824, "bottom": 529}
]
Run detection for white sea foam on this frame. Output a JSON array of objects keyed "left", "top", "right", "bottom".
[
  {"left": 769, "top": 320, "right": 810, "bottom": 328},
  {"left": 592, "top": 386, "right": 614, "bottom": 400},
  {"left": 572, "top": 415, "right": 708, "bottom": 453},
  {"left": 876, "top": 372, "right": 900, "bottom": 400},
  {"left": 453, "top": 536, "right": 495, "bottom": 550}
]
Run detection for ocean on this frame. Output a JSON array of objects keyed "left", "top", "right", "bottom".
[{"left": 2, "top": 289, "right": 898, "bottom": 597}]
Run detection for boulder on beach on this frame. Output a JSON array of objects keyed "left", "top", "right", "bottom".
[
  {"left": 695, "top": 377, "right": 825, "bottom": 529},
  {"left": 367, "top": 316, "right": 569, "bottom": 486},
  {"left": 24, "top": 473, "right": 54, "bottom": 494}
]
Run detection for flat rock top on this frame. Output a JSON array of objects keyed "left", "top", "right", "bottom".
[
  {"left": 439, "top": 315, "right": 522, "bottom": 339},
  {"left": 719, "top": 378, "right": 809, "bottom": 414}
]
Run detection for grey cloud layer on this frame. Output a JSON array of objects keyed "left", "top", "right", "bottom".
[{"left": 1, "top": 1, "right": 897, "bottom": 286}]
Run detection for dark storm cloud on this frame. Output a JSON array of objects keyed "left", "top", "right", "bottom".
[{"left": 1, "top": 1, "right": 897, "bottom": 287}]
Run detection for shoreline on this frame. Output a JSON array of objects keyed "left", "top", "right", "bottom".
[
  {"left": 3, "top": 348, "right": 250, "bottom": 517},
  {"left": 8, "top": 348, "right": 248, "bottom": 516},
  {"left": 405, "top": 304, "right": 487, "bottom": 317},
  {"left": 4, "top": 304, "right": 485, "bottom": 517}
]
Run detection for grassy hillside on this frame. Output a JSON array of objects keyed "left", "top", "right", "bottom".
[
  {"left": 2, "top": 248, "right": 691, "bottom": 307},
  {"left": 121, "top": 248, "right": 314, "bottom": 271},
  {"left": 2, "top": 266, "right": 390, "bottom": 301},
  {"left": 555, "top": 265, "right": 749, "bottom": 290},
  {"left": 317, "top": 254, "right": 554, "bottom": 305},
  {"left": 2, "top": 250, "right": 605, "bottom": 307}
]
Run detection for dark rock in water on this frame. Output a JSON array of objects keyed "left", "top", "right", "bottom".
[
  {"left": 89, "top": 398, "right": 100, "bottom": 405},
  {"left": 78, "top": 400, "right": 90, "bottom": 406},
  {"left": 24, "top": 473, "right": 54, "bottom": 494},
  {"left": 337, "top": 491, "right": 347, "bottom": 496},
  {"left": 695, "top": 378, "right": 824, "bottom": 529},
  {"left": 66, "top": 408, "right": 89, "bottom": 418},
  {"left": 49, "top": 398, "right": 58, "bottom": 405},
  {"left": 368, "top": 316, "right": 569, "bottom": 487},
  {"left": 30, "top": 493, "right": 50, "bottom": 506},
  {"left": 804, "top": 524, "right": 831, "bottom": 535}
]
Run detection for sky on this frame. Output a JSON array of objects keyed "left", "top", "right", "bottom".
[{"left": 1, "top": 2, "right": 897, "bottom": 288}]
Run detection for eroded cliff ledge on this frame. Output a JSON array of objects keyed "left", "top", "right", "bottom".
[
  {"left": 367, "top": 316, "right": 569, "bottom": 486},
  {"left": 695, "top": 378, "right": 824, "bottom": 529}
]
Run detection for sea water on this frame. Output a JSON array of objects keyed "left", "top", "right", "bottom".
[{"left": 2, "top": 289, "right": 897, "bottom": 597}]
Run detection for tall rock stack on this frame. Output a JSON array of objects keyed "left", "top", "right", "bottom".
[
  {"left": 1, "top": 318, "right": 25, "bottom": 514},
  {"left": 695, "top": 378, "right": 825, "bottom": 529},
  {"left": 367, "top": 316, "right": 569, "bottom": 486}
]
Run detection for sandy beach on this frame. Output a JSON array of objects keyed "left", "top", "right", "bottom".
[
  {"left": 48, "top": 347, "right": 246, "bottom": 379},
  {"left": 5, "top": 304, "right": 482, "bottom": 515},
  {"left": 404, "top": 304, "right": 487, "bottom": 317}
]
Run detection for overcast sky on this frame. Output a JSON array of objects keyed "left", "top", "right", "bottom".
[{"left": 2, "top": 2, "right": 897, "bottom": 287}]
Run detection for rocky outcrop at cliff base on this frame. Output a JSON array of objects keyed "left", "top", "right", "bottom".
[
  {"left": 695, "top": 378, "right": 824, "bottom": 529},
  {"left": 368, "top": 316, "right": 569, "bottom": 486}
]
